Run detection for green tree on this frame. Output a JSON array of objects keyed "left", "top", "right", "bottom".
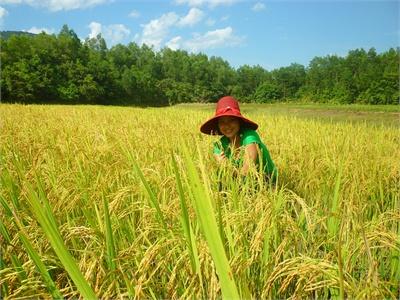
[
  {"left": 235, "top": 65, "right": 269, "bottom": 101},
  {"left": 1, "top": 25, "right": 398, "bottom": 105},
  {"left": 301, "top": 55, "right": 352, "bottom": 103},
  {"left": 157, "top": 78, "right": 193, "bottom": 105},
  {"left": 160, "top": 48, "right": 191, "bottom": 82},
  {"left": 253, "top": 82, "right": 282, "bottom": 103},
  {"left": 272, "top": 63, "right": 306, "bottom": 100},
  {"left": 121, "top": 66, "right": 167, "bottom": 106}
]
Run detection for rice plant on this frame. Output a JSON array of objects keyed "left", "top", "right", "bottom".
[{"left": 0, "top": 103, "right": 399, "bottom": 299}]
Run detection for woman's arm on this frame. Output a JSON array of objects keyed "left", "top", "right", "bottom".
[{"left": 241, "top": 143, "right": 259, "bottom": 175}]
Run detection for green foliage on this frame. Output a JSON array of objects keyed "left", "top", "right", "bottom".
[
  {"left": 0, "top": 30, "right": 35, "bottom": 39},
  {"left": 299, "top": 48, "right": 399, "bottom": 104},
  {"left": 235, "top": 65, "right": 269, "bottom": 101},
  {"left": 1, "top": 26, "right": 399, "bottom": 105},
  {"left": 271, "top": 63, "right": 306, "bottom": 100},
  {"left": 157, "top": 79, "right": 193, "bottom": 105},
  {"left": 253, "top": 82, "right": 282, "bottom": 103}
]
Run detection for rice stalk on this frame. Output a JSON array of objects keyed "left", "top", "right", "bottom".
[
  {"left": 18, "top": 231, "right": 63, "bottom": 299},
  {"left": 18, "top": 168, "right": 97, "bottom": 299},
  {"left": 171, "top": 154, "right": 201, "bottom": 276},
  {"left": 103, "top": 193, "right": 116, "bottom": 272},
  {"left": 180, "top": 142, "right": 240, "bottom": 299}
]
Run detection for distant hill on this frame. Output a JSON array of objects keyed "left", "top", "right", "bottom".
[{"left": 0, "top": 31, "right": 36, "bottom": 39}]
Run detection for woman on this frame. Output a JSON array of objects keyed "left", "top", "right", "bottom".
[{"left": 200, "top": 96, "right": 277, "bottom": 181}]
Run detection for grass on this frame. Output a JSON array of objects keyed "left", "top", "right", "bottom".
[
  {"left": 178, "top": 102, "right": 400, "bottom": 127},
  {"left": 0, "top": 103, "right": 399, "bottom": 299},
  {"left": 246, "top": 102, "right": 400, "bottom": 112},
  {"left": 179, "top": 102, "right": 400, "bottom": 112}
]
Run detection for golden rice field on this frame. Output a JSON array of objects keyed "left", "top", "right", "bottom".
[{"left": 0, "top": 103, "right": 399, "bottom": 299}]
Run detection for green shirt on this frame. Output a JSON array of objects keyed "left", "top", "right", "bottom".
[{"left": 213, "top": 129, "right": 277, "bottom": 178}]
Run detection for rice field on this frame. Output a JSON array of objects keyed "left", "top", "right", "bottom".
[{"left": 0, "top": 103, "right": 399, "bottom": 299}]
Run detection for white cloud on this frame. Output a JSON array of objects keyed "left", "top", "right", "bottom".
[
  {"left": 177, "top": 8, "right": 204, "bottom": 27},
  {"left": 184, "top": 26, "right": 243, "bottom": 52},
  {"left": 174, "top": 0, "right": 238, "bottom": 8},
  {"left": 106, "top": 24, "right": 130, "bottom": 44},
  {"left": 206, "top": 18, "right": 215, "bottom": 26},
  {"left": 0, "top": 5, "right": 7, "bottom": 28},
  {"left": 88, "top": 21, "right": 102, "bottom": 39},
  {"left": 252, "top": 2, "right": 266, "bottom": 12},
  {"left": 129, "top": 9, "right": 140, "bottom": 18},
  {"left": 0, "top": 0, "right": 109, "bottom": 11},
  {"left": 139, "top": 12, "right": 179, "bottom": 49},
  {"left": 25, "top": 26, "right": 55, "bottom": 34},
  {"left": 171, "top": 27, "right": 244, "bottom": 52},
  {"left": 220, "top": 15, "right": 229, "bottom": 21},
  {"left": 88, "top": 22, "right": 130, "bottom": 45},
  {"left": 166, "top": 36, "right": 182, "bottom": 50},
  {"left": 49, "top": 0, "right": 108, "bottom": 11},
  {"left": 174, "top": 0, "right": 204, "bottom": 6},
  {"left": 0, "top": 0, "right": 22, "bottom": 3},
  {"left": 136, "top": 8, "right": 243, "bottom": 52},
  {"left": 0, "top": 6, "right": 8, "bottom": 19}
]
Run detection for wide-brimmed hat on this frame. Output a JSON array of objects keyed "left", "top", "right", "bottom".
[{"left": 200, "top": 96, "right": 258, "bottom": 135}]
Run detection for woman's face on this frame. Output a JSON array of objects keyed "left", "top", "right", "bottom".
[{"left": 218, "top": 116, "right": 240, "bottom": 139}]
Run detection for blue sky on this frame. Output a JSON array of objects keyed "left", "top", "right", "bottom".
[{"left": 0, "top": 0, "right": 398, "bottom": 70}]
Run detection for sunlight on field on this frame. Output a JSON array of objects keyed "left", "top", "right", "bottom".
[{"left": 0, "top": 104, "right": 399, "bottom": 298}]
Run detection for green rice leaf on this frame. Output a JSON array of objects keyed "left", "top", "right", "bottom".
[
  {"left": 18, "top": 231, "right": 64, "bottom": 299},
  {"left": 180, "top": 143, "right": 240, "bottom": 299},
  {"left": 24, "top": 180, "right": 97, "bottom": 299}
]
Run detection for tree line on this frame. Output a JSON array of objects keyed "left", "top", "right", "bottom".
[{"left": 1, "top": 25, "right": 399, "bottom": 106}]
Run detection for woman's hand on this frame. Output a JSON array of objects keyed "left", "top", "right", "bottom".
[{"left": 214, "top": 151, "right": 226, "bottom": 163}]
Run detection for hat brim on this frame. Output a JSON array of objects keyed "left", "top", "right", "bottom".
[{"left": 200, "top": 113, "right": 258, "bottom": 135}]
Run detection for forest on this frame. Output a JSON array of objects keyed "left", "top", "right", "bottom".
[{"left": 1, "top": 25, "right": 399, "bottom": 106}]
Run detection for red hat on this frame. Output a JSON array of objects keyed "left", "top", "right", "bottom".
[{"left": 200, "top": 96, "right": 258, "bottom": 135}]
